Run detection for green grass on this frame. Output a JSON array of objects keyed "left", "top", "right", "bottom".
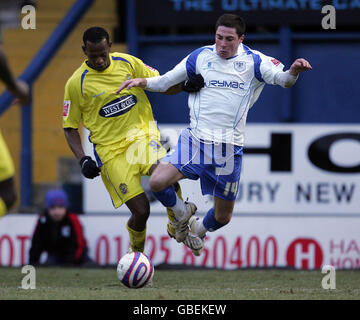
[{"left": 0, "top": 267, "right": 359, "bottom": 300}]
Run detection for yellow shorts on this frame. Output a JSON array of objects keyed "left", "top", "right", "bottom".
[
  {"left": 0, "top": 131, "right": 15, "bottom": 182},
  {"left": 100, "top": 137, "right": 167, "bottom": 208}
]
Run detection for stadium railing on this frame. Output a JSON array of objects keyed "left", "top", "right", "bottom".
[{"left": 0, "top": 0, "right": 94, "bottom": 207}]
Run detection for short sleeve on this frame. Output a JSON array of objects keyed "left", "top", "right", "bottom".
[
  {"left": 126, "top": 54, "right": 160, "bottom": 79},
  {"left": 62, "top": 78, "right": 82, "bottom": 129},
  {"left": 258, "top": 52, "right": 285, "bottom": 85}
]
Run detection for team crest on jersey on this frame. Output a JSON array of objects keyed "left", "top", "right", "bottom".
[
  {"left": 234, "top": 61, "right": 246, "bottom": 72},
  {"left": 119, "top": 183, "right": 128, "bottom": 194},
  {"left": 63, "top": 100, "right": 71, "bottom": 117},
  {"left": 99, "top": 95, "right": 138, "bottom": 118},
  {"left": 202, "top": 61, "right": 215, "bottom": 70}
]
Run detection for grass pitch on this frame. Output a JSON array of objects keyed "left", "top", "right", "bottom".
[{"left": 0, "top": 267, "right": 359, "bottom": 300}]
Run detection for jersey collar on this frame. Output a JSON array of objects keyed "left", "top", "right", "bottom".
[{"left": 83, "top": 54, "right": 114, "bottom": 74}]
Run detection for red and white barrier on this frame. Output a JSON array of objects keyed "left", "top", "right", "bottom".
[{"left": 1, "top": 214, "right": 359, "bottom": 269}]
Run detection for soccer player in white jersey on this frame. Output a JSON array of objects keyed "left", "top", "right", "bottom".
[{"left": 116, "top": 14, "right": 312, "bottom": 252}]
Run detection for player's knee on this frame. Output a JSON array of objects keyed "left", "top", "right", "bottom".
[
  {"left": 149, "top": 175, "right": 166, "bottom": 193},
  {"left": 132, "top": 204, "right": 150, "bottom": 221}
]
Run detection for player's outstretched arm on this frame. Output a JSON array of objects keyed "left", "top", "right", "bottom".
[
  {"left": 274, "top": 58, "right": 312, "bottom": 88},
  {"left": 64, "top": 128, "right": 100, "bottom": 179},
  {"left": 289, "top": 58, "right": 312, "bottom": 76},
  {"left": 117, "top": 63, "right": 188, "bottom": 94}
]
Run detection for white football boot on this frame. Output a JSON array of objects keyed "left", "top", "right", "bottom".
[
  {"left": 182, "top": 232, "right": 204, "bottom": 256},
  {"left": 167, "top": 221, "right": 204, "bottom": 256},
  {"left": 173, "top": 201, "right": 197, "bottom": 243}
]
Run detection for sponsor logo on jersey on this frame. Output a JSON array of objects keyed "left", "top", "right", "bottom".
[
  {"left": 234, "top": 61, "right": 246, "bottom": 72},
  {"left": 205, "top": 80, "right": 245, "bottom": 90},
  {"left": 93, "top": 91, "right": 105, "bottom": 98},
  {"left": 99, "top": 95, "right": 137, "bottom": 118},
  {"left": 271, "top": 58, "right": 281, "bottom": 66},
  {"left": 63, "top": 100, "right": 70, "bottom": 117}
]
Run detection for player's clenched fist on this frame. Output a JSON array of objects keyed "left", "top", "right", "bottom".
[
  {"left": 116, "top": 78, "right": 147, "bottom": 94},
  {"left": 289, "top": 58, "right": 312, "bottom": 76},
  {"left": 79, "top": 156, "right": 100, "bottom": 179}
]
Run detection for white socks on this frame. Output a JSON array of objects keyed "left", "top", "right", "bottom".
[
  {"left": 170, "top": 194, "right": 186, "bottom": 221},
  {"left": 191, "top": 217, "right": 207, "bottom": 237}
]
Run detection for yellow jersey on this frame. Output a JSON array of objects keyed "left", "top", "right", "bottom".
[{"left": 62, "top": 52, "right": 160, "bottom": 164}]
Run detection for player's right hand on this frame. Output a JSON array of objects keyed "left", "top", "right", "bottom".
[
  {"left": 116, "top": 78, "right": 147, "bottom": 94},
  {"left": 79, "top": 156, "right": 100, "bottom": 179},
  {"left": 181, "top": 74, "right": 204, "bottom": 93}
]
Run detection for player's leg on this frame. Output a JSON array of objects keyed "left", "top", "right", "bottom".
[
  {"left": 142, "top": 142, "right": 186, "bottom": 238},
  {"left": 149, "top": 161, "right": 185, "bottom": 217},
  {"left": 190, "top": 196, "right": 235, "bottom": 237},
  {"left": 148, "top": 160, "right": 181, "bottom": 237},
  {"left": 100, "top": 155, "right": 149, "bottom": 253},
  {"left": 148, "top": 161, "right": 203, "bottom": 255},
  {"left": 149, "top": 128, "right": 203, "bottom": 242},
  {"left": 0, "top": 177, "right": 17, "bottom": 216},
  {"left": 190, "top": 144, "right": 242, "bottom": 238},
  {"left": 125, "top": 192, "right": 150, "bottom": 252},
  {"left": 150, "top": 161, "right": 197, "bottom": 243}
]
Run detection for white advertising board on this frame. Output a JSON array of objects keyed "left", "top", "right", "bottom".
[
  {"left": 83, "top": 124, "right": 360, "bottom": 215},
  {"left": 1, "top": 215, "right": 360, "bottom": 269}
]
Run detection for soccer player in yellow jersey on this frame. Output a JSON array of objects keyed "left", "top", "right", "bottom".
[
  {"left": 63, "top": 27, "right": 203, "bottom": 255},
  {"left": 0, "top": 29, "right": 30, "bottom": 217}
]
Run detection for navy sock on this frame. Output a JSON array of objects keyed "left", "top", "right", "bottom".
[
  {"left": 152, "top": 186, "right": 177, "bottom": 207},
  {"left": 203, "top": 208, "right": 226, "bottom": 232}
]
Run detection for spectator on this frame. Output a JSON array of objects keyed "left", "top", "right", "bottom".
[{"left": 29, "top": 189, "right": 94, "bottom": 266}]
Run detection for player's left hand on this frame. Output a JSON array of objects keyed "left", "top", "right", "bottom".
[
  {"left": 116, "top": 78, "right": 147, "bottom": 94},
  {"left": 289, "top": 58, "right": 312, "bottom": 76},
  {"left": 79, "top": 156, "right": 100, "bottom": 179}
]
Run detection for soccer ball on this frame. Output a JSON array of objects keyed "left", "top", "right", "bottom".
[{"left": 117, "top": 251, "right": 154, "bottom": 288}]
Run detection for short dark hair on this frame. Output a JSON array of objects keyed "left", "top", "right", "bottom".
[
  {"left": 215, "top": 14, "right": 246, "bottom": 37},
  {"left": 83, "top": 27, "right": 110, "bottom": 46}
]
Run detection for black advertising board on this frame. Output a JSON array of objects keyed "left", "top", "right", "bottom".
[{"left": 136, "top": 0, "right": 360, "bottom": 27}]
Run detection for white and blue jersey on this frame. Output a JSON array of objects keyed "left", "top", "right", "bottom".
[
  {"left": 146, "top": 43, "right": 287, "bottom": 200},
  {"left": 146, "top": 43, "right": 285, "bottom": 146}
]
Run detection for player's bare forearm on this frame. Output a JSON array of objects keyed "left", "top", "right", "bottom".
[
  {"left": 162, "top": 83, "right": 182, "bottom": 95},
  {"left": 64, "top": 128, "right": 85, "bottom": 162}
]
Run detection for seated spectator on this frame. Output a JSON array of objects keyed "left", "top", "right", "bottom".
[{"left": 29, "top": 189, "right": 95, "bottom": 266}]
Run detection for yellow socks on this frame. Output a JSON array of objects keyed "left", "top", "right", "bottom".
[
  {"left": 166, "top": 184, "right": 183, "bottom": 237},
  {"left": 0, "top": 198, "right": 7, "bottom": 217},
  {"left": 126, "top": 222, "right": 146, "bottom": 252}
]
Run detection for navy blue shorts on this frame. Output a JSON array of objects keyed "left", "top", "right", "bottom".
[{"left": 162, "top": 129, "right": 243, "bottom": 201}]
